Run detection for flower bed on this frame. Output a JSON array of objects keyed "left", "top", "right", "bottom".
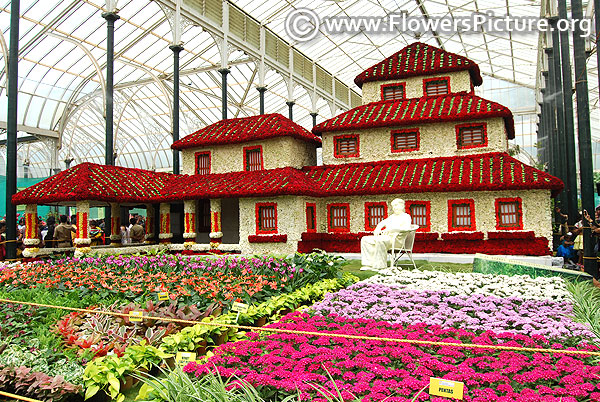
[
  {"left": 0, "top": 253, "right": 345, "bottom": 307},
  {"left": 365, "top": 268, "right": 573, "bottom": 302},
  {"left": 0, "top": 260, "right": 278, "bottom": 307},
  {"left": 57, "top": 301, "right": 219, "bottom": 358},
  {"left": 185, "top": 312, "right": 600, "bottom": 401},
  {"left": 311, "top": 282, "right": 594, "bottom": 342},
  {"left": 82, "top": 274, "right": 358, "bottom": 402},
  {"left": 0, "top": 252, "right": 348, "bottom": 401}
]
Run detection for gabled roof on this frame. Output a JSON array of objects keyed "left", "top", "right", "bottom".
[
  {"left": 171, "top": 113, "right": 321, "bottom": 150},
  {"left": 11, "top": 163, "right": 178, "bottom": 205},
  {"left": 312, "top": 92, "right": 515, "bottom": 139},
  {"left": 12, "top": 164, "right": 320, "bottom": 205},
  {"left": 303, "top": 152, "right": 563, "bottom": 197},
  {"left": 354, "top": 42, "right": 483, "bottom": 88}
]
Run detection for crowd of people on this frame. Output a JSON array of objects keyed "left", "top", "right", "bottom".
[
  {"left": 555, "top": 205, "right": 600, "bottom": 274},
  {"left": 0, "top": 212, "right": 147, "bottom": 259}
]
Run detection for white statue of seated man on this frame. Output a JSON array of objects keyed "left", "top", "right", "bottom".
[{"left": 361, "top": 198, "right": 413, "bottom": 270}]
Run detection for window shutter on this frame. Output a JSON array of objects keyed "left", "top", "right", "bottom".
[
  {"left": 458, "top": 125, "right": 485, "bottom": 147},
  {"left": 392, "top": 131, "right": 418, "bottom": 151},
  {"left": 382, "top": 85, "right": 405, "bottom": 100},
  {"left": 498, "top": 202, "right": 519, "bottom": 226},
  {"left": 368, "top": 205, "right": 386, "bottom": 228},
  {"left": 425, "top": 80, "right": 449, "bottom": 96},
  {"left": 196, "top": 153, "right": 210, "bottom": 175},
  {"left": 245, "top": 148, "right": 263, "bottom": 171},
  {"left": 453, "top": 204, "right": 471, "bottom": 227},
  {"left": 410, "top": 204, "right": 427, "bottom": 227},
  {"left": 259, "top": 206, "right": 276, "bottom": 231}
]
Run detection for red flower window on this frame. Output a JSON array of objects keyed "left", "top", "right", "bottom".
[
  {"left": 328, "top": 203, "right": 350, "bottom": 233},
  {"left": 244, "top": 146, "right": 264, "bottom": 171},
  {"left": 256, "top": 202, "right": 277, "bottom": 234},
  {"left": 495, "top": 197, "right": 523, "bottom": 230},
  {"left": 381, "top": 83, "right": 406, "bottom": 101},
  {"left": 365, "top": 202, "right": 388, "bottom": 231},
  {"left": 406, "top": 200, "right": 431, "bottom": 232},
  {"left": 306, "top": 203, "right": 316, "bottom": 233},
  {"left": 423, "top": 77, "right": 450, "bottom": 96},
  {"left": 456, "top": 123, "right": 487, "bottom": 149},
  {"left": 194, "top": 151, "right": 211, "bottom": 175},
  {"left": 333, "top": 135, "right": 359, "bottom": 158},
  {"left": 391, "top": 129, "right": 419, "bottom": 152},
  {"left": 448, "top": 199, "right": 476, "bottom": 231}
]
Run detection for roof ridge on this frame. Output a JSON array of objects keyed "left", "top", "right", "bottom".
[
  {"left": 172, "top": 113, "right": 321, "bottom": 150},
  {"left": 354, "top": 42, "right": 483, "bottom": 88}
]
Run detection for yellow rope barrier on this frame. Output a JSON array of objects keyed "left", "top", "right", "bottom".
[
  {"left": 0, "top": 390, "right": 43, "bottom": 402},
  {"left": 1, "top": 298, "right": 599, "bottom": 357}
]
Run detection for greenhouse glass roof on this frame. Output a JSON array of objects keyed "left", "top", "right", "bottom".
[{"left": 0, "top": 0, "right": 595, "bottom": 177}]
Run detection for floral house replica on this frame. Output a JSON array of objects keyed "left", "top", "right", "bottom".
[{"left": 13, "top": 42, "right": 562, "bottom": 257}]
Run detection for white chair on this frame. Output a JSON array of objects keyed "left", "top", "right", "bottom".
[{"left": 388, "top": 225, "right": 419, "bottom": 269}]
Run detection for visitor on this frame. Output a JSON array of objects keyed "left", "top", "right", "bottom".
[
  {"left": 129, "top": 217, "right": 145, "bottom": 244},
  {"left": 54, "top": 214, "right": 76, "bottom": 248},
  {"left": 583, "top": 209, "right": 600, "bottom": 276},
  {"left": 557, "top": 232, "right": 577, "bottom": 268},
  {"left": 0, "top": 221, "right": 6, "bottom": 260},
  {"left": 44, "top": 216, "right": 56, "bottom": 247},
  {"left": 572, "top": 214, "right": 584, "bottom": 267},
  {"left": 16, "top": 221, "right": 24, "bottom": 255},
  {"left": 70, "top": 214, "right": 77, "bottom": 245},
  {"left": 120, "top": 224, "right": 130, "bottom": 245},
  {"left": 89, "top": 220, "right": 104, "bottom": 246},
  {"left": 36, "top": 216, "right": 45, "bottom": 248}
]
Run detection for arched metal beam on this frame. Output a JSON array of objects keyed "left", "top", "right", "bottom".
[{"left": 118, "top": 59, "right": 173, "bottom": 123}]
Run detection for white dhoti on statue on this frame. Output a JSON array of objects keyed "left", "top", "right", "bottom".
[{"left": 361, "top": 235, "right": 393, "bottom": 269}]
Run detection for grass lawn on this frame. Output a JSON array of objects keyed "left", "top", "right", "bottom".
[{"left": 341, "top": 258, "right": 473, "bottom": 280}]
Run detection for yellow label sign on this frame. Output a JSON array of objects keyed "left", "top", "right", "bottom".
[
  {"left": 429, "top": 377, "right": 464, "bottom": 399},
  {"left": 175, "top": 351, "right": 197, "bottom": 366},
  {"left": 129, "top": 311, "right": 144, "bottom": 322},
  {"left": 158, "top": 291, "right": 169, "bottom": 301},
  {"left": 231, "top": 302, "right": 249, "bottom": 313}
]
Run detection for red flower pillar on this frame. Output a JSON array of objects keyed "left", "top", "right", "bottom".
[
  {"left": 109, "top": 203, "right": 121, "bottom": 246},
  {"left": 22, "top": 204, "right": 40, "bottom": 258},
  {"left": 183, "top": 200, "right": 196, "bottom": 248},
  {"left": 209, "top": 199, "right": 222, "bottom": 249},
  {"left": 159, "top": 203, "right": 172, "bottom": 244},
  {"left": 74, "top": 201, "right": 91, "bottom": 256},
  {"left": 145, "top": 204, "right": 155, "bottom": 244}
]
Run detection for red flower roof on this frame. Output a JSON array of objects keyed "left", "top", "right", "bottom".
[
  {"left": 171, "top": 113, "right": 321, "bottom": 150},
  {"left": 11, "top": 163, "right": 178, "bottom": 205},
  {"left": 312, "top": 92, "right": 515, "bottom": 139},
  {"left": 167, "top": 167, "right": 320, "bottom": 199},
  {"left": 12, "top": 153, "right": 562, "bottom": 205},
  {"left": 354, "top": 42, "right": 483, "bottom": 88},
  {"left": 302, "top": 152, "right": 563, "bottom": 197}
]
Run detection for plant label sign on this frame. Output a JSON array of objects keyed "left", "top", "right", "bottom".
[
  {"left": 176, "top": 351, "right": 197, "bottom": 366},
  {"left": 429, "top": 377, "right": 464, "bottom": 399},
  {"left": 129, "top": 311, "right": 144, "bottom": 322},
  {"left": 232, "top": 302, "right": 249, "bottom": 313},
  {"left": 158, "top": 291, "right": 169, "bottom": 301}
]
